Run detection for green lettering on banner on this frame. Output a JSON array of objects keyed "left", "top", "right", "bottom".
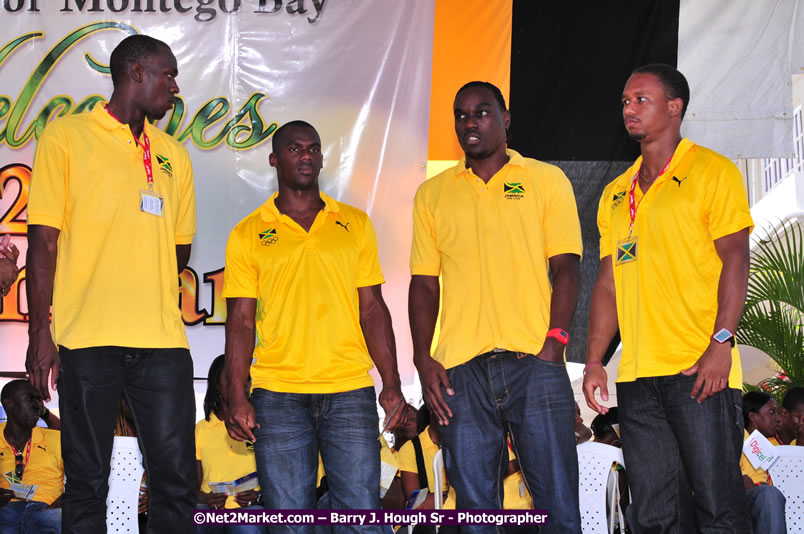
[{"left": 0, "top": 23, "right": 276, "bottom": 151}]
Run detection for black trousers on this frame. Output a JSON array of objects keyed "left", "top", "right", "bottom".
[{"left": 58, "top": 346, "right": 197, "bottom": 534}]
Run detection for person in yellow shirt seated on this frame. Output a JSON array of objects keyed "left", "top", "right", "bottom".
[
  {"left": 740, "top": 392, "right": 786, "bottom": 534},
  {"left": 0, "top": 380, "right": 63, "bottom": 533},
  {"left": 778, "top": 386, "right": 803, "bottom": 446},
  {"left": 196, "top": 356, "right": 265, "bottom": 533}
]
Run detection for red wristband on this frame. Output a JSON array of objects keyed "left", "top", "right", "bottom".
[
  {"left": 583, "top": 361, "right": 603, "bottom": 373},
  {"left": 546, "top": 328, "right": 569, "bottom": 345}
]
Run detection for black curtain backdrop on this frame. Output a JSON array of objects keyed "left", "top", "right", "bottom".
[{"left": 509, "top": 1, "right": 679, "bottom": 363}]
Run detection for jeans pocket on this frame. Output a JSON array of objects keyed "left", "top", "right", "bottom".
[{"left": 530, "top": 353, "right": 566, "bottom": 368}]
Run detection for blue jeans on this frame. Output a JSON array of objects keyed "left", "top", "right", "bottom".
[
  {"left": 439, "top": 351, "right": 581, "bottom": 534},
  {"left": 617, "top": 375, "right": 750, "bottom": 534},
  {"left": 0, "top": 500, "right": 61, "bottom": 533},
  {"left": 250, "top": 386, "right": 385, "bottom": 534},
  {"left": 196, "top": 504, "right": 267, "bottom": 533},
  {"left": 745, "top": 485, "right": 786, "bottom": 534}
]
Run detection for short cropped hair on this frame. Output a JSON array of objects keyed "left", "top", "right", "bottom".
[
  {"left": 782, "top": 386, "right": 804, "bottom": 411},
  {"left": 455, "top": 81, "right": 508, "bottom": 112},
  {"left": 631, "top": 63, "right": 690, "bottom": 119},
  {"left": 0, "top": 380, "right": 28, "bottom": 408},
  {"left": 109, "top": 34, "right": 171, "bottom": 87},
  {"left": 272, "top": 120, "right": 317, "bottom": 153}
]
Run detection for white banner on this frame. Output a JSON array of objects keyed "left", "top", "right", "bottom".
[{"left": 0, "top": 1, "right": 434, "bottom": 396}]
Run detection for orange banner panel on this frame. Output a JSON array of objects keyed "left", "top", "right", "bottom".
[{"left": 428, "top": 0, "right": 512, "bottom": 161}]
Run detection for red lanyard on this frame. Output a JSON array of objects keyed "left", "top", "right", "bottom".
[
  {"left": 105, "top": 105, "right": 154, "bottom": 191},
  {"left": 627, "top": 155, "right": 674, "bottom": 236},
  {"left": 10, "top": 440, "right": 31, "bottom": 476}
]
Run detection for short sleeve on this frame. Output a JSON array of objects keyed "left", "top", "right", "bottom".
[
  {"left": 597, "top": 185, "right": 613, "bottom": 260},
  {"left": 28, "top": 124, "right": 69, "bottom": 230},
  {"left": 397, "top": 439, "right": 418, "bottom": 475},
  {"left": 706, "top": 160, "right": 754, "bottom": 240},
  {"left": 222, "top": 225, "right": 259, "bottom": 299},
  {"left": 542, "top": 168, "right": 583, "bottom": 259},
  {"left": 356, "top": 215, "right": 385, "bottom": 287},
  {"left": 410, "top": 183, "right": 441, "bottom": 276},
  {"left": 174, "top": 149, "right": 196, "bottom": 245}
]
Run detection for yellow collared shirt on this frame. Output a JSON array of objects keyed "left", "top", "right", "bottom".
[
  {"left": 222, "top": 192, "right": 384, "bottom": 393},
  {"left": 598, "top": 139, "right": 753, "bottom": 386},
  {"left": 28, "top": 105, "right": 196, "bottom": 349},
  {"left": 0, "top": 423, "right": 63, "bottom": 505},
  {"left": 410, "top": 149, "right": 583, "bottom": 370}
]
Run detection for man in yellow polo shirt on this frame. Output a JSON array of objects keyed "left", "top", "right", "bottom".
[
  {"left": 26, "top": 35, "right": 197, "bottom": 532},
  {"left": 0, "top": 380, "right": 63, "bottom": 532},
  {"left": 409, "top": 81, "right": 583, "bottom": 533},
  {"left": 583, "top": 64, "right": 753, "bottom": 533},
  {"left": 222, "top": 120, "right": 406, "bottom": 531}
]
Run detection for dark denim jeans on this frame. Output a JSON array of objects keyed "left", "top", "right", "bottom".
[
  {"left": 250, "top": 386, "right": 385, "bottom": 534},
  {"left": 617, "top": 375, "right": 751, "bottom": 534},
  {"left": 439, "top": 351, "right": 581, "bottom": 534},
  {"left": 58, "top": 346, "right": 197, "bottom": 534},
  {"left": 0, "top": 500, "right": 61, "bottom": 533}
]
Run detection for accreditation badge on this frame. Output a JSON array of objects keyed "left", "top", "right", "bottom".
[
  {"left": 139, "top": 189, "right": 164, "bottom": 217},
  {"left": 615, "top": 236, "right": 638, "bottom": 265}
]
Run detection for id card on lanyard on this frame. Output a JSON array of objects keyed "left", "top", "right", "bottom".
[{"left": 139, "top": 132, "right": 164, "bottom": 217}]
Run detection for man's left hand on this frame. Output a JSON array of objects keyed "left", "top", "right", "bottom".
[
  {"left": 533, "top": 338, "right": 565, "bottom": 363},
  {"left": 234, "top": 489, "right": 259, "bottom": 508},
  {"left": 682, "top": 341, "right": 732, "bottom": 403},
  {"left": 378, "top": 385, "right": 406, "bottom": 434}
]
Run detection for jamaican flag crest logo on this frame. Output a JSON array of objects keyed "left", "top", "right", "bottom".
[
  {"left": 616, "top": 239, "right": 637, "bottom": 265},
  {"left": 503, "top": 182, "right": 525, "bottom": 199},
  {"left": 612, "top": 191, "right": 626, "bottom": 208},
  {"left": 259, "top": 228, "right": 278, "bottom": 246},
  {"left": 155, "top": 154, "right": 173, "bottom": 178}
]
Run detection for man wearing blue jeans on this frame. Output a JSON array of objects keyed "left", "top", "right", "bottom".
[
  {"left": 583, "top": 64, "right": 753, "bottom": 533},
  {"left": 410, "top": 82, "right": 583, "bottom": 533},
  {"left": 222, "top": 121, "right": 406, "bottom": 533}
]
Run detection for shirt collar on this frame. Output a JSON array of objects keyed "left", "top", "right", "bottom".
[
  {"left": 455, "top": 148, "right": 525, "bottom": 179},
  {"left": 92, "top": 103, "right": 153, "bottom": 142},
  {"left": 0, "top": 424, "right": 46, "bottom": 449},
  {"left": 617, "top": 138, "right": 696, "bottom": 187},
  {"left": 260, "top": 190, "right": 340, "bottom": 223}
]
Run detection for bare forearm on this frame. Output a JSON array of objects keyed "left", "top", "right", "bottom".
[
  {"left": 360, "top": 290, "right": 400, "bottom": 387},
  {"left": 585, "top": 258, "right": 618, "bottom": 363},
  {"left": 26, "top": 225, "right": 58, "bottom": 332},
  {"left": 714, "top": 240, "right": 749, "bottom": 334},
  {"left": 176, "top": 244, "right": 191, "bottom": 274},
  {"left": 224, "top": 301, "right": 256, "bottom": 401},
  {"left": 548, "top": 255, "right": 580, "bottom": 332},
  {"left": 409, "top": 276, "right": 439, "bottom": 365}
]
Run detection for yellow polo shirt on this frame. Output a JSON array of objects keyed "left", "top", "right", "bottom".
[
  {"left": 28, "top": 105, "right": 196, "bottom": 349},
  {"left": 223, "top": 192, "right": 384, "bottom": 393},
  {"left": 195, "top": 414, "right": 259, "bottom": 509},
  {"left": 0, "top": 423, "right": 63, "bottom": 505},
  {"left": 411, "top": 149, "right": 583, "bottom": 369},
  {"left": 598, "top": 139, "right": 753, "bottom": 386}
]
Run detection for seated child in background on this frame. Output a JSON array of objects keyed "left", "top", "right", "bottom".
[{"left": 778, "top": 386, "right": 803, "bottom": 445}]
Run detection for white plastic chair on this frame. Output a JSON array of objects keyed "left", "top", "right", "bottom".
[
  {"left": 767, "top": 445, "right": 804, "bottom": 533},
  {"left": 576, "top": 441, "right": 625, "bottom": 534},
  {"left": 106, "top": 436, "right": 144, "bottom": 532},
  {"left": 433, "top": 448, "right": 444, "bottom": 510}
]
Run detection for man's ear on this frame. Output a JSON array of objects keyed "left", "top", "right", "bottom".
[
  {"left": 130, "top": 62, "right": 144, "bottom": 84},
  {"left": 269, "top": 153, "right": 277, "bottom": 168},
  {"left": 668, "top": 97, "right": 683, "bottom": 118}
]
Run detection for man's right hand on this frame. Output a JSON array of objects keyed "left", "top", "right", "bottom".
[
  {"left": 582, "top": 364, "right": 609, "bottom": 414},
  {"left": 0, "top": 488, "right": 14, "bottom": 507},
  {"left": 26, "top": 330, "right": 59, "bottom": 402},
  {"left": 206, "top": 491, "right": 227, "bottom": 510},
  {"left": 416, "top": 355, "right": 454, "bottom": 426},
  {"left": 225, "top": 395, "right": 258, "bottom": 442}
]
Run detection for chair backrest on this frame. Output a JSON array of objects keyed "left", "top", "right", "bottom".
[
  {"left": 106, "top": 436, "right": 144, "bottom": 532},
  {"left": 767, "top": 445, "right": 804, "bottom": 533},
  {"left": 433, "top": 448, "right": 444, "bottom": 510},
  {"left": 577, "top": 441, "right": 624, "bottom": 534}
]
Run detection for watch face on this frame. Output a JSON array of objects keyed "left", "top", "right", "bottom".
[{"left": 713, "top": 328, "right": 733, "bottom": 343}]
